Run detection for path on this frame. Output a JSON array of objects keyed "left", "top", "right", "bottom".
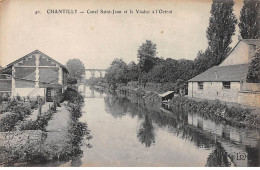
[
  {"left": 44, "top": 103, "right": 71, "bottom": 145},
  {"left": 25, "top": 102, "right": 52, "bottom": 121}
]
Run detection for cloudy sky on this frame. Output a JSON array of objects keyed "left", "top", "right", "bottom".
[{"left": 0, "top": 0, "right": 243, "bottom": 70}]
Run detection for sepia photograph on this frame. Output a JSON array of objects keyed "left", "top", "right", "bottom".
[{"left": 0, "top": 0, "right": 259, "bottom": 167}]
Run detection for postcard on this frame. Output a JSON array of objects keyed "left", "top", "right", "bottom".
[{"left": 0, "top": 0, "right": 259, "bottom": 167}]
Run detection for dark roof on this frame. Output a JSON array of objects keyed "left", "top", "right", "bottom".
[
  {"left": 242, "top": 39, "right": 260, "bottom": 47},
  {"left": 188, "top": 64, "right": 249, "bottom": 82},
  {"left": 7, "top": 50, "right": 69, "bottom": 73}
]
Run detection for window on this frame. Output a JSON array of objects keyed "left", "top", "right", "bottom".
[
  {"left": 222, "top": 82, "right": 231, "bottom": 89},
  {"left": 198, "top": 82, "right": 203, "bottom": 90}
]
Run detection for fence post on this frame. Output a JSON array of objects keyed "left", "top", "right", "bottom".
[{"left": 38, "top": 98, "right": 42, "bottom": 118}]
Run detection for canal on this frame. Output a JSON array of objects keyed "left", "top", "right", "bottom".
[{"left": 72, "top": 85, "right": 259, "bottom": 167}]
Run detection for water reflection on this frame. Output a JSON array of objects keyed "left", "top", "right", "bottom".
[
  {"left": 103, "top": 91, "right": 259, "bottom": 167},
  {"left": 137, "top": 114, "right": 155, "bottom": 147},
  {"left": 206, "top": 142, "right": 231, "bottom": 167}
]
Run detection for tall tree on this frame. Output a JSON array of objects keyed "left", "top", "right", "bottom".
[
  {"left": 207, "top": 0, "right": 237, "bottom": 66},
  {"left": 247, "top": 51, "right": 260, "bottom": 83},
  {"left": 66, "top": 59, "right": 85, "bottom": 81},
  {"left": 239, "top": 0, "right": 260, "bottom": 39},
  {"left": 105, "top": 58, "right": 128, "bottom": 87},
  {"left": 137, "top": 40, "right": 157, "bottom": 73}
]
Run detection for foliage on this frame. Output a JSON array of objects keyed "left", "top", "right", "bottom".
[
  {"left": 169, "top": 97, "right": 259, "bottom": 128},
  {"left": 68, "top": 77, "right": 78, "bottom": 84},
  {"left": 194, "top": 48, "right": 214, "bottom": 75},
  {"left": 247, "top": 52, "right": 260, "bottom": 83},
  {"left": 206, "top": 0, "right": 237, "bottom": 66},
  {"left": 66, "top": 59, "right": 85, "bottom": 81},
  {"left": 105, "top": 58, "right": 128, "bottom": 86},
  {"left": 0, "top": 90, "right": 91, "bottom": 166},
  {"left": 137, "top": 40, "right": 157, "bottom": 73},
  {"left": 62, "top": 87, "right": 84, "bottom": 103},
  {"left": 0, "top": 104, "right": 31, "bottom": 131},
  {"left": 18, "top": 109, "right": 55, "bottom": 131},
  {"left": 239, "top": 0, "right": 260, "bottom": 39}
]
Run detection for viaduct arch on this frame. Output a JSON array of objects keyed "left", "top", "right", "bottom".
[{"left": 85, "top": 69, "right": 107, "bottom": 78}]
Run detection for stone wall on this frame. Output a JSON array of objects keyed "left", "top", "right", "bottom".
[
  {"left": 188, "top": 81, "right": 260, "bottom": 107},
  {"left": 240, "top": 83, "right": 260, "bottom": 92},
  {"left": 188, "top": 82, "right": 240, "bottom": 103},
  {"left": 238, "top": 92, "right": 260, "bottom": 107},
  {"left": 0, "top": 130, "right": 46, "bottom": 149}
]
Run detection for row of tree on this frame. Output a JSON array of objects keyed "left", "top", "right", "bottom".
[
  {"left": 64, "top": 0, "right": 259, "bottom": 87},
  {"left": 104, "top": 0, "right": 260, "bottom": 89}
]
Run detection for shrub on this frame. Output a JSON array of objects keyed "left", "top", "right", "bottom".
[
  {"left": 169, "top": 97, "right": 258, "bottom": 128},
  {"left": 19, "top": 120, "right": 40, "bottom": 130},
  {"left": 0, "top": 113, "right": 23, "bottom": 131},
  {"left": 62, "top": 88, "right": 83, "bottom": 103}
]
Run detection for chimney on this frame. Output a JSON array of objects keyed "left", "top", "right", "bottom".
[{"left": 215, "top": 70, "right": 218, "bottom": 79}]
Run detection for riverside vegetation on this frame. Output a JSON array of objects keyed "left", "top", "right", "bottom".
[
  {"left": 0, "top": 88, "right": 92, "bottom": 166},
  {"left": 87, "top": 0, "right": 260, "bottom": 129}
]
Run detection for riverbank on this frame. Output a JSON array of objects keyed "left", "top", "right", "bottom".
[
  {"left": 170, "top": 97, "right": 260, "bottom": 129},
  {"left": 90, "top": 81, "right": 260, "bottom": 129}
]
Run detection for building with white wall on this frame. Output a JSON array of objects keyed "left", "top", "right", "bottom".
[
  {"left": 188, "top": 39, "right": 260, "bottom": 107},
  {"left": 0, "top": 50, "right": 68, "bottom": 101}
]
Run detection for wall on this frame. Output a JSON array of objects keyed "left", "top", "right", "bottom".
[
  {"left": 220, "top": 41, "right": 249, "bottom": 66},
  {"left": 188, "top": 82, "right": 241, "bottom": 103},
  {"left": 11, "top": 51, "right": 64, "bottom": 97},
  {"left": 39, "top": 67, "right": 59, "bottom": 87},
  {"left": 238, "top": 92, "right": 260, "bottom": 107},
  {"left": 13, "top": 88, "right": 45, "bottom": 97},
  {"left": 240, "top": 83, "right": 260, "bottom": 92}
]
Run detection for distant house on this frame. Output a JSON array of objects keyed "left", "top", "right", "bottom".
[
  {"left": 0, "top": 50, "right": 69, "bottom": 101},
  {"left": 188, "top": 39, "right": 260, "bottom": 107}
]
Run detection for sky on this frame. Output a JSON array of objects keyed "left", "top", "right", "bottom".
[{"left": 0, "top": 0, "right": 243, "bottom": 70}]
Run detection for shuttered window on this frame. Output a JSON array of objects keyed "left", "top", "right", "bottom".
[{"left": 222, "top": 82, "right": 231, "bottom": 89}]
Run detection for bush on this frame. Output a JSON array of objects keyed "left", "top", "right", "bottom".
[
  {"left": 169, "top": 97, "right": 258, "bottom": 128},
  {"left": 0, "top": 113, "right": 23, "bottom": 131},
  {"left": 62, "top": 88, "right": 83, "bottom": 103},
  {"left": 19, "top": 120, "right": 40, "bottom": 130}
]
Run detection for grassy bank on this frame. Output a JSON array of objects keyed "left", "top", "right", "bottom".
[
  {"left": 114, "top": 82, "right": 260, "bottom": 129},
  {"left": 169, "top": 97, "right": 260, "bottom": 129}
]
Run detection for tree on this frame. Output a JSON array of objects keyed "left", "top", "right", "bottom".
[
  {"left": 105, "top": 58, "right": 128, "bottom": 87},
  {"left": 247, "top": 51, "right": 260, "bottom": 83},
  {"left": 125, "top": 61, "right": 140, "bottom": 82},
  {"left": 137, "top": 40, "right": 158, "bottom": 73},
  {"left": 66, "top": 59, "right": 85, "bottom": 81},
  {"left": 239, "top": 0, "right": 260, "bottom": 39},
  {"left": 194, "top": 48, "right": 214, "bottom": 75},
  {"left": 207, "top": 0, "right": 237, "bottom": 66}
]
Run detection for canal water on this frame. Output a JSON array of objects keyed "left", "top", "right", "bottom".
[{"left": 71, "top": 85, "right": 259, "bottom": 167}]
